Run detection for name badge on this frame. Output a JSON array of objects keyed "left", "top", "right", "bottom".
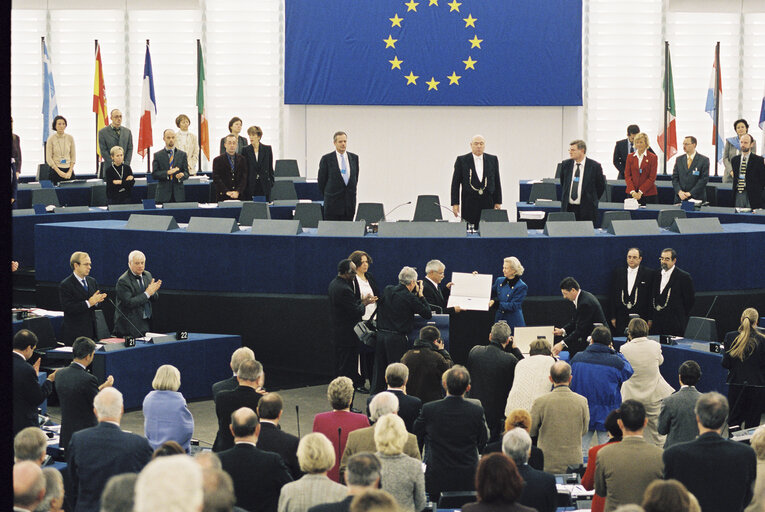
[
  {"left": 692, "top": 169, "right": 699, "bottom": 176},
  {"left": 60, "top": 159, "right": 67, "bottom": 164},
  {"left": 573, "top": 177, "right": 580, "bottom": 183}
]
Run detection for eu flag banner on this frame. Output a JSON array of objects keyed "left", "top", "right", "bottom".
[{"left": 285, "top": 0, "right": 582, "bottom": 106}]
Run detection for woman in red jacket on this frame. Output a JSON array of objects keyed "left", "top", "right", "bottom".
[{"left": 624, "top": 132, "right": 658, "bottom": 205}]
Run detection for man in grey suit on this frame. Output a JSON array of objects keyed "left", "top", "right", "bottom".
[
  {"left": 657, "top": 360, "right": 701, "bottom": 448},
  {"left": 212, "top": 347, "right": 255, "bottom": 402},
  {"left": 318, "top": 131, "right": 359, "bottom": 221},
  {"left": 113, "top": 250, "right": 161, "bottom": 337},
  {"left": 671, "top": 136, "right": 709, "bottom": 203},
  {"left": 152, "top": 129, "right": 189, "bottom": 203},
  {"left": 98, "top": 109, "right": 133, "bottom": 175}
]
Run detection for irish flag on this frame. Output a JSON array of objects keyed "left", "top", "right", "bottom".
[
  {"left": 93, "top": 41, "right": 108, "bottom": 159},
  {"left": 137, "top": 42, "right": 156, "bottom": 159},
  {"left": 197, "top": 40, "right": 210, "bottom": 164},
  {"left": 657, "top": 47, "right": 677, "bottom": 160}
]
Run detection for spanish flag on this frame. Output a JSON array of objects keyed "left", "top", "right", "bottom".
[{"left": 93, "top": 42, "right": 108, "bottom": 158}]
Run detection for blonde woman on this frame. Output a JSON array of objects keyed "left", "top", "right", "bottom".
[
  {"left": 624, "top": 132, "right": 658, "bottom": 205},
  {"left": 142, "top": 365, "right": 194, "bottom": 452},
  {"left": 374, "top": 414, "right": 426, "bottom": 512},
  {"left": 489, "top": 257, "right": 527, "bottom": 333},
  {"left": 723, "top": 307, "right": 765, "bottom": 428}
]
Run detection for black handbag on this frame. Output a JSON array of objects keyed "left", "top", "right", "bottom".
[{"left": 354, "top": 309, "right": 377, "bottom": 347}]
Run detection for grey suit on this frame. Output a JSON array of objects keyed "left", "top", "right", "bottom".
[
  {"left": 113, "top": 269, "right": 158, "bottom": 337},
  {"left": 671, "top": 153, "right": 709, "bottom": 202},
  {"left": 152, "top": 148, "right": 189, "bottom": 203},
  {"left": 595, "top": 436, "right": 664, "bottom": 512},
  {"left": 657, "top": 386, "right": 701, "bottom": 449},
  {"left": 98, "top": 125, "right": 133, "bottom": 169}
]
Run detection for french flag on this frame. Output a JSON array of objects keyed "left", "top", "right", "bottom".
[
  {"left": 704, "top": 49, "right": 724, "bottom": 164},
  {"left": 137, "top": 43, "right": 156, "bottom": 159}
]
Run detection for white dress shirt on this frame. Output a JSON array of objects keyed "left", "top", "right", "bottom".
[
  {"left": 472, "top": 154, "right": 484, "bottom": 182},
  {"left": 626, "top": 266, "right": 638, "bottom": 295},
  {"left": 659, "top": 266, "right": 675, "bottom": 293},
  {"left": 569, "top": 157, "right": 586, "bottom": 205}
]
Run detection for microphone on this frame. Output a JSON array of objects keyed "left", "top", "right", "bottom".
[
  {"left": 107, "top": 297, "right": 145, "bottom": 339},
  {"left": 434, "top": 202, "right": 460, "bottom": 220},
  {"left": 337, "top": 427, "right": 343, "bottom": 464},
  {"left": 295, "top": 405, "right": 301, "bottom": 438},
  {"left": 383, "top": 201, "right": 412, "bottom": 219}
]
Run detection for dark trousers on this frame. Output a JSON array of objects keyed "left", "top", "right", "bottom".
[
  {"left": 335, "top": 342, "right": 362, "bottom": 388},
  {"left": 325, "top": 212, "right": 354, "bottom": 221},
  {"left": 638, "top": 194, "right": 658, "bottom": 206},
  {"left": 371, "top": 331, "right": 408, "bottom": 393},
  {"left": 566, "top": 203, "right": 582, "bottom": 220}
]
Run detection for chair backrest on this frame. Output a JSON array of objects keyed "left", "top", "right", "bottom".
[
  {"left": 36, "top": 164, "right": 50, "bottom": 182},
  {"left": 94, "top": 310, "right": 112, "bottom": 341},
  {"left": 31, "top": 188, "right": 60, "bottom": 207},
  {"left": 239, "top": 202, "right": 271, "bottom": 225},
  {"left": 413, "top": 194, "right": 442, "bottom": 221},
  {"left": 270, "top": 181, "right": 298, "bottom": 201},
  {"left": 479, "top": 209, "right": 509, "bottom": 223},
  {"left": 354, "top": 202, "right": 385, "bottom": 225},
  {"left": 90, "top": 184, "right": 108, "bottom": 207},
  {"left": 147, "top": 182, "right": 157, "bottom": 199},
  {"left": 546, "top": 211, "right": 576, "bottom": 223},
  {"left": 294, "top": 202, "right": 323, "bottom": 228},
  {"left": 657, "top": 209, "right": 686, "bottom": 228},
  {"left": 684, "top": 316, "right": 718, "bottom": 342},
  {"left": 600, "top": 210, "right": 631, "bottom": 231},
  {"left": 437, "top": 491, "right": 477, "bottom": 509},
  {"left": 274, "top": 159, "right": 300, "bottom": 178},
  {"left": 22, "top": 317, "right": 58, "bottom": 349},
  {"left": 529, "top": 182, "right": 557, "bottom": 202}
]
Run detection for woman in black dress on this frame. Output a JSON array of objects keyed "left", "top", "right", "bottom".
[
  {"left": 103, "top": 146, "right": 134, "bottom": 204},
  {"left": 723, "top": 307, "right": 765, "bottom": 429}
]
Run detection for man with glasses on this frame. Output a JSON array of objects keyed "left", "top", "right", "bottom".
[
  {"left": 98, "top": 109, "right": 134, "bottom": 176},
  {"left": 672, "top": 136, "right": 709, "bottom": 204},
  {"left": 60, "top": 252, "right": 107, "bottom": 345},
  {"left": 650, "top": 248, "right": 695, "bottom": 337}
]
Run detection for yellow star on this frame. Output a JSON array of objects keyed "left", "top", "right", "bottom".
[
  {"left": 389, "top": 14, "right": 403, "bottom": 27},
  {"left": 389, "top": 56, "right": 403, "bottom": 70},
  {"left": 404, "top": 71, "right": 419, "bottom": 85},
  {"left": 383, "top": 35, "right": 398, "bottom": 49},
  {"left": 447, "top": 71, "right": 461, "bottom": 85},
  {"left": 428, "top": 0, "right": 438, "bottom": 5},
  {"left": 405, "top": 0, "right": 419, "bottom": 12},
  {"left": 469, "top": 35, "right": 483, "bottom": 49},
  {"left": 426, "top": 77, "right": 440, "bottom": 91},
  {"left": 463, "top": 56, "right": 477, "bottom": 70},
  {"left": 447, "top": 0, "right": 461, "bottom": 12},
  {"left": 463, "top": 14, "right": 477, "bottom": 27}
]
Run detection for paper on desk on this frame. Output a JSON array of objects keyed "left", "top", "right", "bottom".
[
  {"left": 30, "top": 308, "right": 64, "bottom": 317},
  {"left": 446, "top": 272, "right": 492, "bottom": 311},
  {"left": 50, "top": 346, "right": 73, "bottom": 352},
  {"left": 518, "top": 210, "right": 546, "bottom": 220}
]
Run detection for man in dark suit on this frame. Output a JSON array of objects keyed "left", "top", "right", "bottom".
[
  {"left": 553, "top": 277, "right": 607, "bottom": 357},
  {"left": 608, "top": 247, "right": 655, "bottom": 336},
  {"left": 451, "top": 135, "right": 502, "bottom": 227},
  {"left": 242, "top": 125, "right": 274, "bottom": 201},
  {"left": 657, "top": 360, "right": 702, "bottom": 448},
  {"left": 12, "top": 330, "right": 57, "bottom": 435},
  {"left": 67, "top": 387, "right": 152, "bottom": 512},
  {"left": 113, "top": 250, "right": 161, "bottom": 338},
  {"left": 671, "top": 136, "right": 709, "bottom": 203},
  {"left": 214, "top": 360, "right": 266, "bottom": 452},
  {"left": 256, "top": 392, "right": 302, "bottom": 480},
  {"left": 212, "top": 347, "right": 255, "bottom": 403},
  {"left": 422, "top": 259, "right": 459, "bottom": 314},
  {"left": 366, "top": 363, "right": 422, "bottom": 432},
  {"left": 151, "top": 129, "right": 189, "bottom": 203},
  {"left": 98, "top": 109, "right": 133, "bottom": 173},
  {"left": 56, "top": 337, "right": 114, "bottom": 451},
  {"left": 59, "top": 251, "right": 107, "bottom": 346},
  {"left": 218, "top": 407, "right": 293, "bottom": 512},
  {"left": 651, "top": 248, "right": 694, "bottom": 336},
  {"left": 212, "top": 134, "right": 248, "bottom": 202},
  {"left": 467, "top": 322, "right": 523, "bottom": 442},
  {"left": 318, "top": 131, "right": 359, "bottom": 221},
  {"left": 731, "top": 134, "right": 765, "bottom": 209},
  {"left": 560, "top": 139, "right": 606, "bottom": 221},
  {"left": 612, "top": 124, "right": 640, "bottom": 180},
  {"left": 664, "top": 392, "right": 757, "bottom": 512},
  {"left": 309, "top": 453, "right": 381, "bottom": 512},
  {"left": 502, "top": 427, "right": 556, "bottom": 512},
  {"left": 413, "top": 366, "right": 489, "bottom": 499}
]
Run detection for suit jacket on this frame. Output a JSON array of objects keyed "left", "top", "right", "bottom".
[
  {"left": 657, "top": 385, "right": 701, "bottom": 448},
  {"left": 450, "top": 152, "right": 502, "bottom": 226},
  {"left": 492, "top": 277, "right": 527, "bottom": 329},
  {"left": 401, "top": 341, "right": 453, "bottom": 404},
  {"left": 517, "top": 463, "right": 557, "bottom": 512},
  {"left": 366, "top": 389, "right": 422, "bottom": 432},
  {"left": 559, "top": 157, "right": 605, "bottom": 221},
  {"left": 102, "top": 162, "right": 135, "bottom": 204},
  {"left": 113, "top": 269, "right": 158, "bottom": 337},
  {"left": 413, "top": 395, "right": 489, "bottom": 495},
  {"left": 152, "top": 147, "right": 189, "bottom": 203},
  {"left": 214, "top": 385, "right": 263, "bottom": 452},
  {"left": 582, "top": 440, "right": 617, "bottom": 512},
  {"left": 12, "top": 352, "right": 54, "bottom": 434},
  {"left": 312, "top": 410, "right": 370, "bottom": 482},
  {"left": 607, "top": 265, "right": 654, "bottom": 335},
  {"left": 594, "top": 436, "right": 663, "bottom": 512},
  {"left": 339, "top": 424, "right": 420, "bottom": 478},
  {"left": 530, "top": 385, "right": 589, "bottom": 474},
  {"left": 619, "top": 337, "right": 674, "bottom": 405},
  {"left": 731, "top": 153, "right": 765, "bottom": 209},
  {"left": 422, "top": 277, "right": 450, "bottom": 314},
  {"left": 212, "top": 153, "right": 249, "bottom": 201},
  {"left": 212, "top": 375, "right": 239, "bottom": 402},
  {"left": 307, "top": 496, "right": 352, "bottom": 512},
  {"left": 561, "top": 290, "right": 608, "bottom": 357},
  {"left": 318, "top": 151, "right": 359, "bottom": 220},
  {"left": 59, "top": 274, "right": 99, "bottom": 345},
  {"left": 55, "top": 363, "right": 99, "bottom": 450},
  {"left": 377, "top": 284, "right": 432, "bottom": 334},
  {"left": 257, "top": 421, "right": 303, "bottom": 480},
  {"left": 242, "top": 143, "right": 274, "bottom": 200},
  {"left": 142, "top": 390, "right": 194, "bottom": 452},
  {"left": 650, "top": 266, "right": 695, "bottom": 337},
  {"left": 467, "top": 342, "right": 520, "bottom": 437},
  {"left": 723, "top": 138, "right": 758, "bottom": 177},
  {"left": 67, "top": 422, "right": 152, "bottom": 512},
  {"left": 672, "top": 153, "right": 709, "bottom": 202},
  {"left": 278, "top": 474, "right": 348, "bottom": 512},
  {"left": 612, "top": 138, "right": 630, "bottom": 179},
  {"left": 328, "top": 276, "right": 366, "bottom": 349},
  {"left": 664, "top": 431, "right": 757, "bottom": 512},
  {"left": 98, "top": 125, "right": 133, "bottom": 167},
  {"left": 624, "top": 151, "right": 658, "bottom": 197},
  {"left": 219, "top": 442, "right": 293, "bottom": 512}
]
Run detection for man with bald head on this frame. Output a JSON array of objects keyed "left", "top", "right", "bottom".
[
  {"left": 98, "top": 109, "right": 133, "bottom": 175},
  {"left": 451, "top": 134, "right": 502, "bottom": 227},
  {"left": 731, "top": 133, "right": 765, "bottom": 209},
  {"left": 14, "top": 460, "right": 46, "bottom": 512},
  {"left": 152, "top": 128, "right": 189, "bottom": 203},
  {"left": 114, "top": 250, "right": 161, "bottom": 337}
]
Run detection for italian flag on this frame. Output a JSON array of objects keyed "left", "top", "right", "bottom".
[
  {"left": 197, "top": 40, "right": 210, "bottom": 163},
  {"left": 657, "top": 49, "right": 677, "bottom": 159}
]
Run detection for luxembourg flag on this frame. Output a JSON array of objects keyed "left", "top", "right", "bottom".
[
  {"left": 704, "top": 50, "right": 724, "bottom": 163},
  {"left": 137, "top": 42, "right": 156, "bottom": 159}
]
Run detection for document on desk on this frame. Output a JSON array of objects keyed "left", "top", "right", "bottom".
[{"left": 446, "top": 272, "right": 492, "bottom": 311}]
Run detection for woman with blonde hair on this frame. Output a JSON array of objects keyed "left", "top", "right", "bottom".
[
  {"left": 624, "top": 132, "right": 658, "bottom": 205},
  {"left": 374, "top": 414, "right": 425, "bottom": 512},
  {"left": 723, "top": 307, "right": 765, "bottom": 428},
  {"left": 489, "top": 257, "right": 527, "bottom": 333},
  {"left": 142, "top": 364, "right": 194, "bottom": 452}
]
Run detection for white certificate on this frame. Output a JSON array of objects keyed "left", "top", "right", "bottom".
[{"left": 446, "top": 272, "right": 493, "bottom": 311}]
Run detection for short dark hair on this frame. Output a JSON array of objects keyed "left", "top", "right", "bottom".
[
  {"left": 684, "top": 135, "right": 697, "bottom": 145},
  {"left": 419, "top": 325, "right": 441, "bottom": 345},
  {"left": 13, "top": 329, "right": 38, "bottom": 351},
  {"left": 346, "top": 453, "right": 381, "bottom": 487},
  {"left": 52, "top": 115, "right": 67, "bottom": 130},
  {"left": 151, "top": 441, "right": 185, "bottom": 459},
  {"left": 444, "top": 365, "right": 470, "bottom": 395},
  {"left": 228, "top": 117, "right": 242, "bottom": 131},
  {"left": 695, "top": 392, "right": 728, "bottom": 430},
  {"left": 627, "top": 318, "right": 650, "bottom": 339},
  {"left": 72, "top": 337, "right": 97, "bottom": 359},
  {"left": 474, "top": 453, "right": 523, "bottom": 503},
  {"left": 604, "top": 409, "right": 622, "bottom": 441},
  {"left": 627, "top": 247, "right": 643, "bottom": 258},
  {"left": 591, "top": 326, "right": 612, "bottom": 346},
  {"left": 661, "top": 248, "right": 677, "bottom": 261},
  {"left": 348, "top": 250, "right": 373, "bottom": 268},
  {"left": 619, "top": 400, "right": 646, "bottom": 432},
  {"left": 733, "top": 118, "right": 749, "bottom": 131},
  {"left": 627, "top": 124, "right": 640, "bottom": 135},
  {"left": 550, "top": 361, "right": 571, "bottom": 384},
  {"left": 559, "top": 277, "right": 580, "bottom": 291},
  {"left": 337, "top": 258, "right": 354, "bottom": 275},
  {"left": 642, "top": 479, "right": 691, "bottom": 512},
  {"left": 256, "top": 392, "right": 283, "bottom": 420},
  {"left": 231, "top": 408, "right": 259, "bottom": 437},
  {"left": 678, "top": 360, "right": 701, "bottom": 386},
  {"left": 175, "top": 114, "right": 190, "bottom": 127}
]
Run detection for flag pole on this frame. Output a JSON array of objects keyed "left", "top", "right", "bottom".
[
  {"left": 197, "top": 39, "right": 202, "bottom": 175},
  {"left": 41, "top": 36, "right": 46, "bottom": 151},
  {"left": 146, "top": 39, "right": 151, "bottom": 175},
  {"left": 663, "top": 41, "right": 669, "bottom": 175},
  {"left": 95, "top": 40, "right": 99, "bottom": 176},
  {"left": 713, "top": 41, "right": 720, "bottom": 177}
]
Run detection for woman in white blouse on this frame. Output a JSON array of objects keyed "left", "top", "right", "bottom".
[
  {"left": 350, "top": 250, "right": 379, "bottom": 392},
  {"left": 174, "top": 114, "right": 200, "bottom": 175}
]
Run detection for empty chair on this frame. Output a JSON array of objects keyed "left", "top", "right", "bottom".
[
  {"left": 270, "top": 181, "right": 298, "bottom": 201},
  {"left": 274, "top": 159, "right": 300, "bottom": 178},
  {"left": 600, "top": 210, "right": 631, "bottom": 231},
  {"left": 36, "top": 164, "right": 50, "bottom": 182},
  {"left": 657, "top": 209, "right": 686, "bottom": 228},
  {"left": 354, "top": 202, "right": 385, "bottom": 226},
  {"left": 529, "top": 182, "right": 557, "bottom": 202},
  {"left": 147, "top": 182, "right": 157, "bottom": 200},
  {"left": 684, "top": 316, "right": 718, "bottom": 342},
  {"left": 294, "top": 202, "right": 323, "bottom": 228},
  {"left": 239, "top": 202, "right": 271, "bottom": 225},
  {"left": 90, "top": 184, "right": 108, "bottom": 207},
  {"left": 413, "top": 194, "right": 442, "bottom": 221},
  {"left": 479, "top": 209, "right": 509, "bottom": 223},
  {"left": 31, "top": 188, "right": 60, "bottom": 207},
  {"left": 22, "top": 317, "right": 59, "bottom": 350},
  {"left": 546, "top": 211, "right": 575, "bottom": 223}
]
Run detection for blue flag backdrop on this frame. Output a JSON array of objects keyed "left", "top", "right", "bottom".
[{"left": 285, "top": 0, "right": 582, "bottom": 106}]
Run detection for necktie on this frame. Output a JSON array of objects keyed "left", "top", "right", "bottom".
[
  {"left": 228, "top": 154, "right": 235, "bottom": 172},
  {"left": 738, "top": 157, "right": 748, "bottom": 194},
  {"left": 571, "top": 163, "right": 581, "bottom": 201},
  {"left": 340, "top": 154, "right": 349, "bottom": 185},
  {"left": 81, "top": 279, "right": 88, "bottom": 292},
  {"left": 138, "top": 276, "right": 152, "bottom": 319},
  {"left": 687, "top": 155, "right": 693, "bottom": 170},
  {"left": 168, "top": 150, "right": 174, "bottom": 168},
  {"left": 629, "top": 143, "right": 634, "bottom": 154}
]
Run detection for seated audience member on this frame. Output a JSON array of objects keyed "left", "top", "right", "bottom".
[
  {"left": 200, "top": 468, "right": 237, "bottom": 512},
  {"left": 13, "top": 329, "right": 57, "bottom": 435},
  {"left": 103, "top": 146, "right": 135, "bottom": 204},
  {"left": 657, "top": 360, "right": 702, "bottom": 449},
  {"left": 309, "top": 453, "right": 382, "bottom": 512},
  {"left": 502, "top": 428, "right": 556, "bottom": 512},
  {"left": 414, "top": 365, "right": 489, "bottom": 499},
  {"left": 257, "top": 392, "right": 302, "bottom": 479},
  {"left": 67, "top": 387, "right": 153, "bottom": 512},
  {"left": 143, "top": 364, "right": 194, "bottom": 452},
  {"left": 462, "top": 452, "right": 536, "bottom": 512},
  {"left": 134, "top": 455, "right": 203, "bottom": 512},
  {"left": 278, "top": 433, "right": 348, "bottom": 512},
  {"left": 504, "top": 337, "right": 556, "bottom": 415},
  {"left": 100, "top": 474, "right": 138, "bottom": 512},
  {"left": 151, "top": 441, "right": 185, "bottom": 459},
  {"left": 483, "top": 409, "right": 544, "bottom": 471},
  {"left": 401, "top": 325, "right": 453, "bottom": 404},
  {"left": 349, "top": 490, "right": 400, "bottom": 512},
  {"left": 374, "top": 414, "right": 426, "bottom": 512},
  {"left": 594, "top": 400, "right": 664, "bottom": 512},
  {"left": 723, "top": 307, "right": 765, "bottom": 429},
  {"left": 113, "top": 250, "right": 160, "bottom": 338},
  {"left": 214, "top": 359, "right": 266, "bottom": 452},
  {"left": 14, "top": 427, "right": 48, "bottom": 465},
  {"left": 213, "top": 347, "right": 256, "bottom": 401},
  {"left": 641, "top": 479, "right": 695, "bottom": 512},
  {"left": 571, "top": 326, "right": 633, "bottom": 454},
  {"left": 59, "top": 252, "right": 106, "bottom": 346},
  {"left": 193, "top": 450, "right": 222, "bottom": 470},
  {"left": 14, "top": 461, "right": 46, "bottom": 512},
  {"left": 663, "top": 392, "right": 757, "bottom": 512},
  {"left": 581, "top": 410, "right": 623, "bottom": 512},
  {"left": 313, "top": 376, "right": 370, "bottom": 482},
  {"left": 218, "top": 407, "right": 293, "bottom": 512},
  {"left": 530, "top": 361, "right": 589, "bottom": 473},
  {"left": 366, "top": 363, "right": 422, "bottom": 433},
  {"left": 746, "top": 425, "right": 765, "bottom": 512},
  {"left": 35, "top": 467, "right": 64, "bottom": 512}
]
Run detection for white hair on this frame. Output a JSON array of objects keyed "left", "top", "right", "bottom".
[
  {"left": 471, "top": 134, "right": 485, "bottom": 144},
  {"left": 502, "top": 427, "right": 532, "bottom": 465},
  {"left": 425, "top": 260, "right": 445, "bottom": 274},
  {"left": 503, "top": 256, "right": 524, "bottom": 276},
  {"left": 134, "top": 455, "right": 203, "bottom": 512},
  {"left": 128, "top": 250, "right": 146, "bottom": 264},
  {"left": 398, "top": 266, "right": 418, "bottom": 285},
  {"left": 94, "top": 387, "right": 123, "bottom": 420},
  {"left": 369, "top": 391, "right": 399, "bottom": 422}
]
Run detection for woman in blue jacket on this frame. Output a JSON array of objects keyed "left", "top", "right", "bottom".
[
  {"left": 490, "top": 257, "right": 528, "bottom": 333},
  {"left": 142, "top": 364, "right": 195, "bottom": 452}
]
